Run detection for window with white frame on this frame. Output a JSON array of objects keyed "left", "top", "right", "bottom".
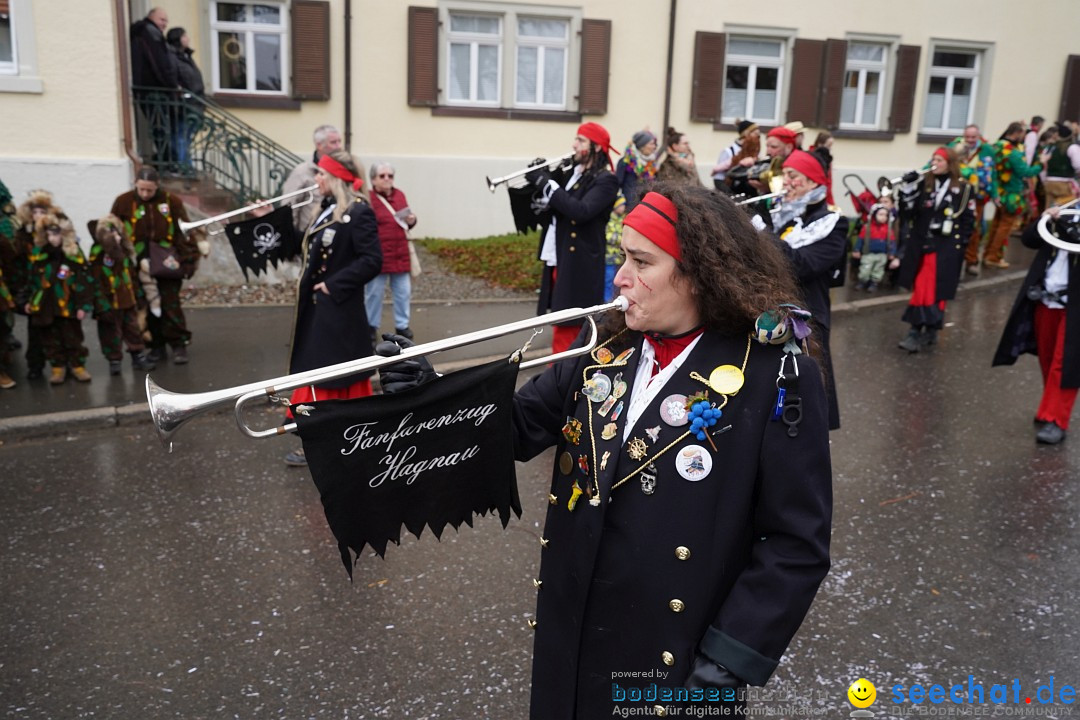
[
  {"left": 722, "top": 37, "right": 784, "bottom": 124},
  {"left": 922, "top": 48, "right": 980, "bottom": 133},
  {"left": 514, "top": 16, "right": 568, "bottom": 108},
  {"left": 1, "top": 1, "right": 17, "bottom": 75},
  {"left": 841, "top": 42, "right": 887, "bottom": 129},
  {"left": 447, "top": 13, "right": 502, "bottom": 105},
  {"left": 210, "top": 1, "right": 288, "bottom": 94},
  {"left": 442, "top": 4, "right": 577, "bottom": 111}
]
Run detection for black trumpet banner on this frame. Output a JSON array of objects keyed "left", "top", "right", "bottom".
[
  {"left": 225, "top": 205, "right": 300, "bottom": 281},
  {"left": 295, "top": 357, "right": 522, "bottom": 578}
]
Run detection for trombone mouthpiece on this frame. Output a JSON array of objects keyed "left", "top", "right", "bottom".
[{"left": 613, "top": 296, "right": 629, "bottom": 311}]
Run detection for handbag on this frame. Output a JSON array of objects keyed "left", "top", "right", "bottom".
[
  {"left": 376, "top": 193, "right": 421, "bottom": 278},
  {"left": 148, "top": 241, "right": 185, "bottom": 280}
]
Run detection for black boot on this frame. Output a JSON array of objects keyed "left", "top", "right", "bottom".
[
  {"left": 921, "top": 327, "right": 939, "bottom": 347},
  {"left": 109, "top": 360, "right": 123, "bottom": 376},
  {"left": 130, "top": 350, "right": 156, "bottom": 371},
  {"left": 898, "top": 328, "right": 921, "bottom": 353}
]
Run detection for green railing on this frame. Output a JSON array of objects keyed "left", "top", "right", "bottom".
[{"left": 131, "top": 87, "right": 304, "bottom": 204}]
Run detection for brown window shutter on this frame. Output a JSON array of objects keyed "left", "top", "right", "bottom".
[
  {"left": 889, "top": 44, "right": 921, "bottom": 133},
  {"left": 788, "top": 39, "right": 826, "bottom": 126},
  {"left": 817, "top": 39, "right": 847, "bottom": 129},
  {"left": 1061, "top": 55, "right": 1080, "bottom": 124},
  {"left": 579, "top": 19, "right": 611, "bottom": 115},
  {"left": 408, "top": 6, "right": 439, "bottom": 107},
  {"left": 690, "top": 32, "right": 725, "bottom": 123},
  {"left": 291, "top": 1, "right": 330, "bottom": 101}
]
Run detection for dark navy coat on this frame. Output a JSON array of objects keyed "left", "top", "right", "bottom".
[
  {"left": 513, "top": 327, "right": 832, "bottom": 718},
  {"left": 289, "top": 198, "right": 382, "bottom": 388},
  {"left": 536, "top": 166, "right": 619, "bottom": 322}
]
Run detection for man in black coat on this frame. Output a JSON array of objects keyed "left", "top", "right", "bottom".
[
  {"left": 527, "top": 122, "right": 619, "bottom": 355},
  {"left": 130, "top": 8, "right": 178, "bottom": 90},
  {"left": 992, "top": 209, "right": 1080, "bottom": 444}
]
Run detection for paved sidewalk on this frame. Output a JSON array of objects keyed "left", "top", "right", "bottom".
[{"left": 0, "top": 247, "right": 1033, "bottom": 441}]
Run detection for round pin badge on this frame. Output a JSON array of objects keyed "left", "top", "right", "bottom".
[
  {"left": 559, "top": 451, "right": 574, "bottom": 475},
  {"left": 708, "top": 365, "right": 745, "bottom": 395},
  {"left": 659, "top": 394, "right": 689, "bottom": 427},
  {"left": 675, "top": 445, "right": 712, "bottom": 481},
  {"left": 594, "top": 347, "right": 614, "bottom": 364},
  {"left": 581, "top": 371, "right": 612, "bottom": 403},
  {"left": 342, "top": 214, "right": 351, "bottom": 223}
]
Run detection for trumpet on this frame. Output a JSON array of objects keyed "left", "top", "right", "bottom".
[
  {"left": 146, "top": 296, "right": 629, "bottom": 451},
  {"left": 177, "top": 185, "right": 317, "bottom": 236},
  {"left": 1036, "top": 199, "right": 1080, "bottom": 254},
  {"left": 486, "top": 152, "right": 575, "bottom": 192},
  {"left": 877, "top": 170, "right": 930, "bottom": 199},
  {"left": 736, "top": 191, "right": 784, "bottom": 206}
]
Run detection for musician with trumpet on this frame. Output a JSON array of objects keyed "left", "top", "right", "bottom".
[
  {"left": 525, "top": 122, "right": 619, "bottom": 355},
  {"left": 993, "top": 203, "right": 1080, "bottom": 445},
  {"left": 109, "top": 166, "right": 205, "bottom": 365}
]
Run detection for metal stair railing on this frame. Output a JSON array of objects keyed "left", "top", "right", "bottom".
[{"left": 131, "top": 87, "right": 304, "bottom": 205}]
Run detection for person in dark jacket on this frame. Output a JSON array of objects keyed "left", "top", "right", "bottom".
[
  {"left": 166, "top": 27, "right": 205, "bottom": 169},
  {"left": 993, "top": 208, "right": 1080, "bottom": 444},
  {"left": 377, "top": 183, "right": 832, "bottom": 719},
  {"left": 895, "top": 147, "right": 975, "bottom": 352},
  {"left": 130, "top": 8, "right": 179, "bottom": 164},
  {"left": 526, "top": 122, "right": 620, "bottom": 355},
  {"left": 614, "top": 129, "right": 658, "bottom": 209},
  {"left": 759, "top": 149, "right": 848, "bottom": 430},
  {"left": 283, "top": 151, "right": 382, "bottom": 467}
]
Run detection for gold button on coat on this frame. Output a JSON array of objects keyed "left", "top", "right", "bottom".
[
  {"left": 675, "top": 546, "right": 691, "bottom": 561},
  {"left": 533, "top": 578, "right": 543, "bottom": 589},
  {"left": 548, "top": 493, "right": 558, "bottom": 505},
  {"left": 527, "top": 619, "right": 537, "bottom": 629},
  {"left": 669, "top": 599, "right": 685, "bottom": 613},
  {"left": 661, "top": 651, "right": 674, "bottom": 666},
  {"left": 569, "top": 246, "right": 576, "bottom": 252},
  {"left": 570, "top": 231, "right": 577, "bottom": 238},
  {"left": 540, "top": 537, "right": 549, "bottom": 548}
]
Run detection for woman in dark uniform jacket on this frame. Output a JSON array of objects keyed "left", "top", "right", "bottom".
[
  {"left": 513, "top": 184, "right": 832, "bottom": 718},
  {"left": 284, "top": 151, "right": 382, "bottom": 466},
  {"left": 895, "top": 146, "right": 975, "bottom": 352},
  {"left": 993, "top": 208, "right": 1080, "bottom": 444},
  {"left": 760, "top": 149, "right": 848, "bottom": 430}
]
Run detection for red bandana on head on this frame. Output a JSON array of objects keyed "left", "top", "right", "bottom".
[
  {"left": 318, "top": 155, "right": 364, "bottom": 192},
  {"left": 623, "top": 191, "right": 680, "bottom": 261}
]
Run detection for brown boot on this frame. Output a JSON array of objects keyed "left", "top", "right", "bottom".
[
  {"left": 70, "top": 366, "right": 92, "bottom": 382},
  {"left": 49, "top": 366, "right": 67, "bottom": 384}
]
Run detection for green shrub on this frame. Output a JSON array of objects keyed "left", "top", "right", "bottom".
[{"left": 417, "top": 231, "right": 542, "bottom": 291}]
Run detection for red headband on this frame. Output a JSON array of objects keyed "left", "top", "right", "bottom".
[
  {"left": 767, "top": 126, "right": 797, "bottom": 146},
  {"left": 317, "top": 155, "right": 364, "bottom": 191},
  {"left": 623, "top": 191, "right": 680, "bottom": 260},
  {"left": 782, "top": 149, "right": 827, "bottom": 186},
  {"left": 933, "top": 147, "right": 950, "bottom": 162}
]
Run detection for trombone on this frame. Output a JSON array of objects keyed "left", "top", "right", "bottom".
[
  {"left": 177, "top": 185, "right": 318, "bottom": 235},
  {"left": 736, "top": 191, "right": 784, "bottom": 206},
  {"left": 486, "top": 152, "right": 574, "bottom": 192},
  {"left": 146, "top": 296, "right": 629, "bottom": 451}
]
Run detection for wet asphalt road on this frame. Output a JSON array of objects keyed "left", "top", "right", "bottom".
[{"left": 3, "top": 282, "right": 1080, "bottom": 719}]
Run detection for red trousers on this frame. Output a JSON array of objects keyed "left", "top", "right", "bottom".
[
  {"left": 551, "top": 324, "right": 582, "bottom": 355},
  {"left": 1034, "top": 304, "right": 1078, "bottom": 430}
]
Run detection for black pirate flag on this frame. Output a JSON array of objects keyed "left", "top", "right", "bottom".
[
  {"left": 225, "top": 206, "right": 299, "bottom": 280},
  {"left": 508, "top": 185, "right": 546, "bottom": 234},
  {"left": 294, "top": 357, "right": 522, "bottom": 578}
]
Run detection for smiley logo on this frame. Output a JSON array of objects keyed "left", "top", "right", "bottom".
[{"left": 847, "top": 678, "right": 877, "bottom": 708}]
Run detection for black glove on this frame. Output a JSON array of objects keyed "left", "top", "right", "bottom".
[
  {"left": 685, "top": 654, "right": 745, "bottom": 694},
  {"left": 375, "top": 333, "right": 438, "bottom": 394},
  {"left": 901, "top": 170, "right": 921, "bottom": 184},
  {"left": 524, "top": 157, "right": 551, "bottom": 187}
]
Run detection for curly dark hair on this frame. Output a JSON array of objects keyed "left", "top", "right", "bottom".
[{"left": 600, "top": 181, "right": 806, "bottom": 346}]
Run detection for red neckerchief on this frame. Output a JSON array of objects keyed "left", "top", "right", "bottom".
[{"left": 643, "top": 327, "right": 704, "bottom": 376}]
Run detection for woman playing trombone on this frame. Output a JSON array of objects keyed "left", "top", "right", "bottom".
[{"left": 283, "top": 151, "right": 382, "bottom": 466}]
